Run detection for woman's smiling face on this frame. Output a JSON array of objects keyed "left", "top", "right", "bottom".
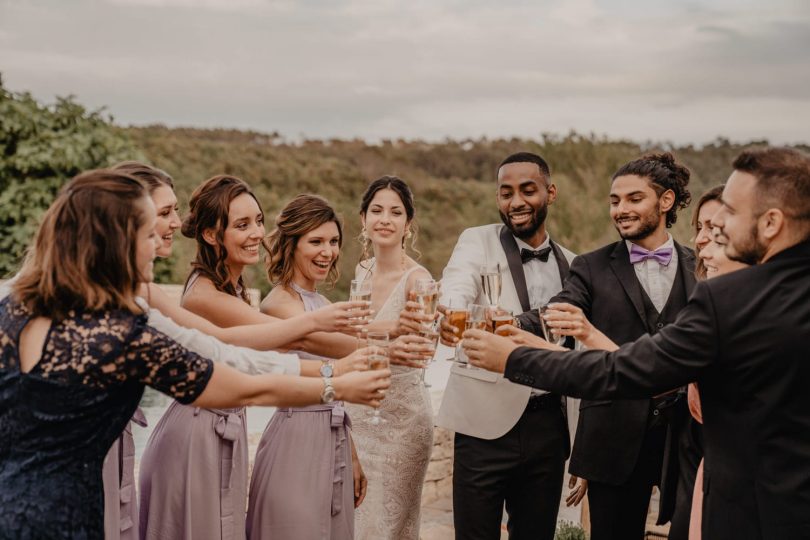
[
  {"left": 151, "top": 184, "right": 181, "bottom": 258},
  {"left": 292, "top": 221, "right": 341, "bottom": 287},
  {"left": 221, "top": 193, "right": 265, "bottom": 267}
]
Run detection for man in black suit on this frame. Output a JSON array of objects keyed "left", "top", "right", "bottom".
[
  {"left": 463, "top": 146, "right": 810, "bottom": 540},
  {"left": 519, "top": 152, "right": 695, "bottom": 540}
]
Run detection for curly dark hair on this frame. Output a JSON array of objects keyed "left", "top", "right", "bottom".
[{"left": 612, "top": 152, "right": 692, "bottom": 228}]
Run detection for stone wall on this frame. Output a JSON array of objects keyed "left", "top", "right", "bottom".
[{"left": 422, "top": 425, "right": 454, "bottom": 504}]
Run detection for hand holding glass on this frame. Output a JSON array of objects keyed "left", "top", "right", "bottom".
[
  {"left": 539, "top": 304, "right": 566, "bottom": 346},
  {"left": 365, "top": 331, "right": 389, "bottom": 425}
]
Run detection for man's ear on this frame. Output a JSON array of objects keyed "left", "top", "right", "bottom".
[
  {"left": 659, "top": 189, "right": 676, "bottom": 213},
  {"left": 546, "top": 183, "right": 558, "bottom": 206},
  {"left": 758, "top": 208, "right": 786, "bottom": 242}
]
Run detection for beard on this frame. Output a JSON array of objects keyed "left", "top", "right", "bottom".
[
  {"left": 499, "top": 203, "right": 548, "bottom": 240},
  {"left": 614, "top": 206, "right": 662, "bottom": 241},
  {"left": 724, "top": 222, "right": 767, "bottom": 265}
]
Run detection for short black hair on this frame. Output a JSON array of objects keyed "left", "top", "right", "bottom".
[
  {"left": 612, "top": 152, "right": 692, "bottom": 228},
  {"left": 498, "top": 152, "right": 551, "bottom": 180}
]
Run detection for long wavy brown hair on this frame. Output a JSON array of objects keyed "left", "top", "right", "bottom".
[
  {"left": 181, "top": 175, "right": 265, "bottom": 304},
  {"left": 265, "top": 194, "right": 343, "bottom": 288},
  {"left": 12, "top": 169, "right": 149, "bottom": 319},
  {"left": 691, "top": 184, "right": 725, "bottom": 281}
]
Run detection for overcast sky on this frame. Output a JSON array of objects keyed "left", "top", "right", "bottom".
[{"left": 1, "top": 0, "right": 808, "bottom": 144}]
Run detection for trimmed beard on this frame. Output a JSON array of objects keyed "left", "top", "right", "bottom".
[
  {"left": 614, "top": 206, "right": 662, "bottom": 242},
  {"left": 499, "top": 204, "right": 548, "bottom": 240},
  {"left": 724, "top": 222, "right": 767, "bottom": 265}
]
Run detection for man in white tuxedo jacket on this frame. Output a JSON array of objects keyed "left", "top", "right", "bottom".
[{"left": 437, "top": 152, "right": 576, "bottom": 540}]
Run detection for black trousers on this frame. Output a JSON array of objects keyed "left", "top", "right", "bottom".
[
  {"left": 586, "top": 426, "right": 667, "bottom": 540},
  {"left": 452, "top": 396, "right": 568, "bottom": 540},
  {"left": 669, "top": 417, "right": 703, "bottom": 540}
]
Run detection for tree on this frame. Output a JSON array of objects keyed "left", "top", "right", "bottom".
[{"left": 0, "top": 76, "right": 139, "bottom": 275}]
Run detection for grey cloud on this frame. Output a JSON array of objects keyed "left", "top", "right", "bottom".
[{"left": 0, "top": 0, "right": 807, "bottom": 144}]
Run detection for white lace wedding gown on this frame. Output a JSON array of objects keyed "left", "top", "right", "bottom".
[{"left": 346, "top": 263, "right": 434, "bottom": 540}]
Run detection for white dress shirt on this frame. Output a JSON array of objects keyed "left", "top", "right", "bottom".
[
  {"left": 514, "top": 234, "right": 564, "bottom": 310},
  {"left": 626, "top": 234, "right": 679, "bottom": 313}
]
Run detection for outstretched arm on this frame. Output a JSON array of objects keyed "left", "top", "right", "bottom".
[{"left": 466, "top": 282, "right": 719, "bottom": 400}]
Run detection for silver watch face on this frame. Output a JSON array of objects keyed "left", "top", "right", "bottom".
[
  {"left": 320, "top": 363, "right": 334, "bottom": 378},
  {"left": 322, "top": 385, "right": 336, "bottom": 403}
]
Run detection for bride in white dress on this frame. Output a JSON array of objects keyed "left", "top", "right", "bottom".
[{"left": 345, "top": 176, "right": 436, "bottom": 539}]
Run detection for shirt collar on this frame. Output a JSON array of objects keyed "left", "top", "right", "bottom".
[
  {"left": 625, "top": 233, "right": 674, "bottom": 255},
  {"left": 514, "top": 233, "right": 551, "bottom": 253}
]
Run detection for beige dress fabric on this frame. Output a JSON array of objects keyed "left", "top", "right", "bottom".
[{"left": 345, "top": 262, "right": 434, "bottom": 540}]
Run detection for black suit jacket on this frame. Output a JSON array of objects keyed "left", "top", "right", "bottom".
[
  {"left": 504, "top": 240, "right": 810, "bottom": 540},
  {"left": 522, "top": 240, "right": 695, "bottom": 522}
]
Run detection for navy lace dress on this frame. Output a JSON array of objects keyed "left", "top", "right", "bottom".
[{"left": 0, "top": 297, "right": 214, "bottom": 540}]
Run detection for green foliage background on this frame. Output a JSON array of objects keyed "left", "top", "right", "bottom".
[
  {"left": 128, "top": 126, "right": 789, "bottom": 300},
  {"left": 0, "top": 81, "right": 140, "bottom": 275},
  {"left": 3, "top": 81, "right": 807, "bottom": 300}
]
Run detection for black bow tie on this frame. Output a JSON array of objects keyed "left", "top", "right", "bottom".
[{"left": 520, "top": 246, "right": 552, "bottom": 264}]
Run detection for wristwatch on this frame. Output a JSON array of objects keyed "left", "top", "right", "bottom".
[
  {"left": 319, "top": 360, "right": 334, "bottom": 378},
  {"left": 320, "top": 377, "right": 336, "bottom": 404}
]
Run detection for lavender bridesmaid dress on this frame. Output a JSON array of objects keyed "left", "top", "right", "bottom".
[
  {"left": 245, "top": 283, "right": 355, "bottom": 540},
  {"left": 136, "top": 289, "right": 300, "bottom": 540},
  {"left": 103, "top": 409, "right": 147, "bottom": 540}
]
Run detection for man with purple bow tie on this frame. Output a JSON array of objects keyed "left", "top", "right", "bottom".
[{"left": 519, "top": 152, "right": 696, "bottom": 540}]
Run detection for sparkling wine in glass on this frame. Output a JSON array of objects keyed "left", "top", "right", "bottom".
[
  {"left": 463, "top": 304, "right": 489, "bottom": 369},
  {"left": 539, "top": 304, "right": 566, "bottom": 347},
  {"left": 492, "top": 309, "right": 517, "bottom": 334},
  {"left": 446, "top": 304, "right": 469, "bottom": 364},
  {"left": 414, "top": 279, "right": 439, "bottom": 387},
  {"left": 366, "top": 331, "right": 389, "bottom": 425},
  {"left": 415, "top": 285, "right": 439, "bottom": 318},
  {"left": 479, "top": 264, "right": 502, "bottom": 308},
  {"left": 349, "top": 279, "right": 373, "bottom": 345},
  {"left": 349, "top": 278, "right": 373, "bottom": 304}
]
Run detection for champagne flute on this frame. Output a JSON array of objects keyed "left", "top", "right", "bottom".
[
  {"left": 414, "top": 278, "right": 439, "bottom": 387},
  {"left": 479, "top": 264, "right": 502, "bottom": 308},
  {"left": 349, "top": 279, "right": 373, "bottom": 347},
  {"left": 446, "top": 300, "right": 469, "bottom": 365},
  {"left": 464, "top": 304, "right": 489, "bottom": 369},
  {"left": 539, "top": 304, "right": 566, "bottom": 347},
  {"left": 366, "top": 331, "right": 389, "bottom": 425}
]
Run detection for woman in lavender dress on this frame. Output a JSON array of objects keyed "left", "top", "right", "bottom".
[
  {"left": 0, "top": 169, "right": 389, "bottom": 540},
  {"left": 247, "top": 194, "right": 370, "bottom": 540},
  {"left": 138, "top": 176, "right": 374, "bottom": 540}
]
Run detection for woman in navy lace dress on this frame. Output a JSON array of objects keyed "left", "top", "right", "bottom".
[{"left": 0, "top": 170, "right": 390, "bottom": 540}]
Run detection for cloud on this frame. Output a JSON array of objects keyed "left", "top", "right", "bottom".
[{"left": 0, "top": 0, "right": 807, "bottom": 144}]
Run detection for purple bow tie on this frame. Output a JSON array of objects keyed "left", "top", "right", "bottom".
[{"left": 629, "top": 244, "right": 673, "bottom": 266}]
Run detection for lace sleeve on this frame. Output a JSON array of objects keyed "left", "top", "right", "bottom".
[
  {"left": 123, "top": 320, "right": 214, "bottom": 404},
  {"left": 138, "top": 298, "right": 300, "bottom": 376}
]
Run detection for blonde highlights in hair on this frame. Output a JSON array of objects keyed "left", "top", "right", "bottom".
[
  {"left": 12, "top": 169, "right": 150, "bottom": 319},
  {"left": 265, "top": 194, "right": 343, "bottom": 288}
]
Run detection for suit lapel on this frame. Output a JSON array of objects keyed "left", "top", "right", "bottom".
[
  {"left": 549, "top": 239, "right": 570, "bottom": 282},
  {"left": 675, "top": 241, "right": 696, "bottom": 297},
  {"left": 499, "top": 226, "right": 531, "bottom": 313},
  {"left": 608, "top": 241, "right": 648, "bottom": 325}
]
